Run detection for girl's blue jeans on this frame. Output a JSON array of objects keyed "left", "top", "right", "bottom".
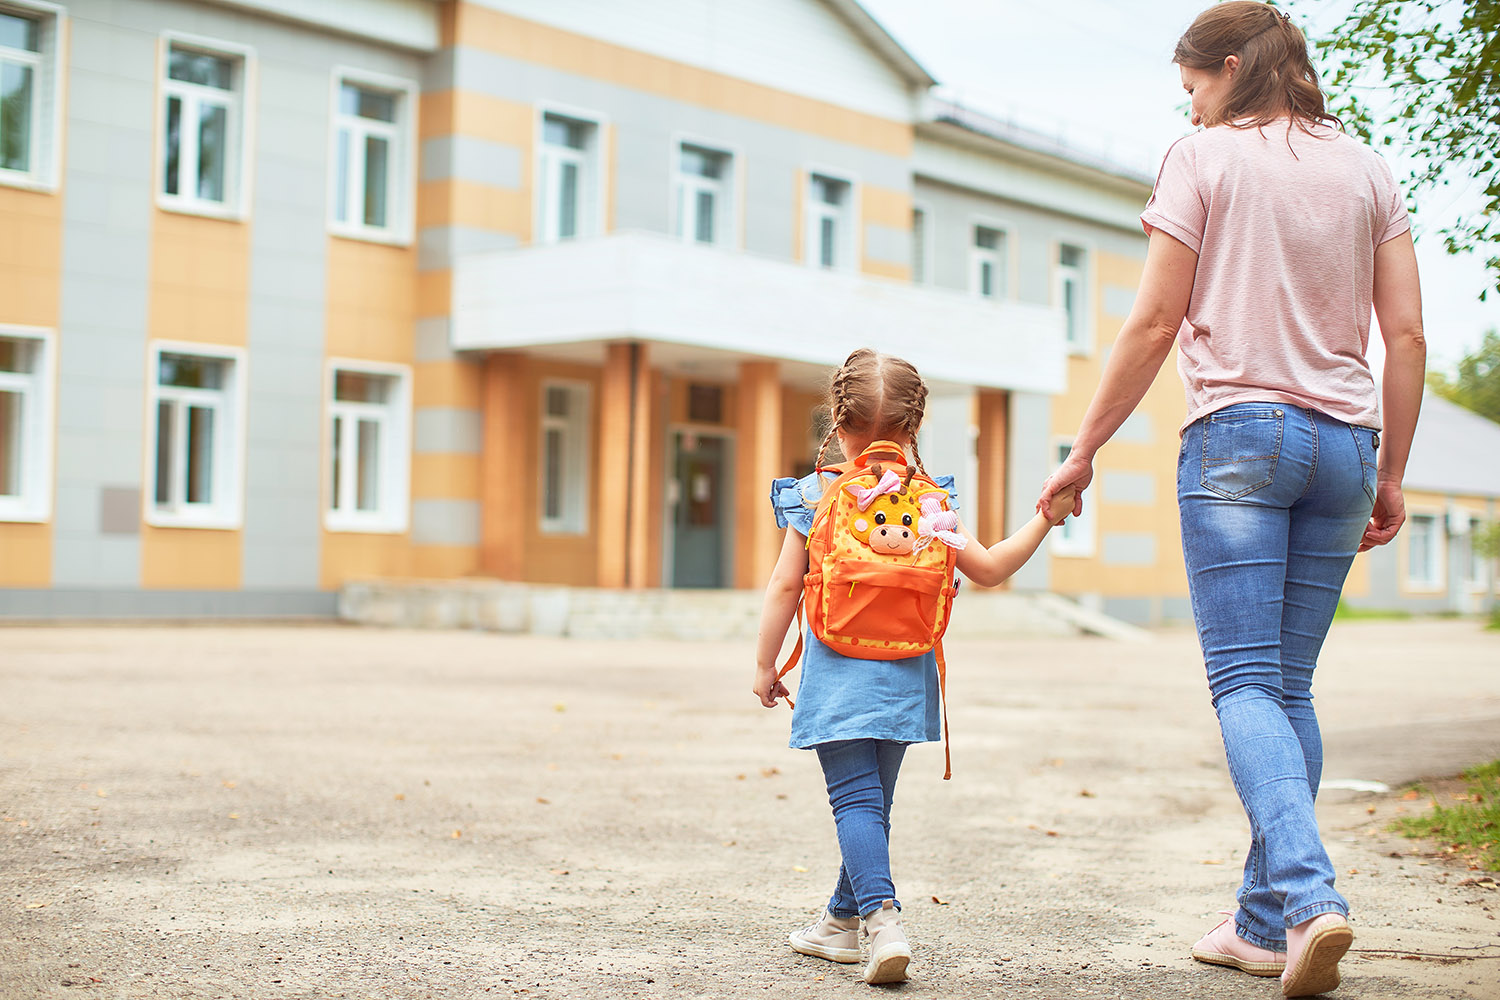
[
  {"left": 1178, "top": 403, "right": 1377, "bottom": 949},
  {"left": 814, "top": 738, "right": 906, "bottom": 919}
]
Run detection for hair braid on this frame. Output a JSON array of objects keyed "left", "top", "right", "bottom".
[{"left": 907, "top": 434, "right": 929, "bottom": 479}]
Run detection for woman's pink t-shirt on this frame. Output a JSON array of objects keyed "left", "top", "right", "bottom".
[{"left": 1140, "top": 120, "right": 1409, "bottom": 431}]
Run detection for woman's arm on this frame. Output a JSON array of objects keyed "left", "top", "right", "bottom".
[
  {"left": 955, "top": 486, "right": 1074, "bottom": 588},
  {"left": 752, "top": 528, "right": 810, "bottom": 706},
  {"left": 1038, "top": 229, "right": 1198, "bottom": 519},
  {"left": 1363, "top": 231, "right": 1426, "bottom": 552}
]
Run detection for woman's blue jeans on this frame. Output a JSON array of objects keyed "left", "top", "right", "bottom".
[
  {"left": 1178, "top": 404, "right": 1377, "bottom": 949},
  {"left": 814, "top": 739, "right": 906, "bottom": 919}
]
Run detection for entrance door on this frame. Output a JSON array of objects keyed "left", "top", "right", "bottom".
[{"left": 670, "top": 431, "right": 729, "bottom": 588}]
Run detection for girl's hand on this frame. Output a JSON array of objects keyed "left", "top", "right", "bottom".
[
  {"left": 753, "top": 664, "right": 790, "bottom": 708},
  {"left": 1045, "top": 485, "right": 1078, "bottom": 525},
  {"left": 1038, "top": 451, "right": 1093, "bottom": 521}
]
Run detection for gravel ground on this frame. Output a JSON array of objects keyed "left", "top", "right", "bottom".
[{"left": 1, "top": 620, "right": 1498, "bottom": 999}]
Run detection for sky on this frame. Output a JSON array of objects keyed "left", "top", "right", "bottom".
[{"left": 858, "top": 0, "right": 1499, "bottom": 371}]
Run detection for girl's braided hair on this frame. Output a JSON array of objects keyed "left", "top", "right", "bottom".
[{"left": 812, "top": 348, "right": 930, "bottom": 477}]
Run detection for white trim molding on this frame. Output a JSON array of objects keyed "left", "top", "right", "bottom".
[
  {"left": 0, "top": 0, "right": 66, "bottom": 193},
  {"left": 323, "top": 357, "right": 412, "bottom": 534},
  {"left": 0, "top": 323, "right": 55, "bottom": 522},
  {"left": 142, "top": 340, "right": 248, "bottom": 530}
]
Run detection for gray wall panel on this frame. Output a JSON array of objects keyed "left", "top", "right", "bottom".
[
  {"left": 412, "top": 499, "right": 480, "bottom": 546},
  {"left": 1101, "top": 471, "right": 1156, "bottom": 506},
  {"left": 415, "top": 318, "right": 454, "bottom": 361},
  {"left": 1103, "top": 532, "right": 1156, "bottom": 567},
  {"left": 420, "top": 135, "right": 524, "bottom": 187},
  {"left": 414, "top": 408, "right": 482, "bottom": 454},
  {"left": 233, "top": 16, "right": 422, "bottom": 590},
  {"left": 1006, "top": 391, "right": 1052, "bottom": 591},
  {"left": 863, "top": 222, "right": 908, "bottom": 268},
  {"left": 52, "top": 14, "right": 156, "bottom": 588}
]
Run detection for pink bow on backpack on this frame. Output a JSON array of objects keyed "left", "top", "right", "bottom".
[
  {"left": 915, "top": 495, "right": 966, "bottom": 552},
  {"left": 849, "top": 469, "right": 902, "bottom": 510}
]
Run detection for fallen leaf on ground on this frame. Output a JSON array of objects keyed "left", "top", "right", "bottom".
[
  {"left": 1200, "top": 859, "right": 1223, "bottom": 865},
  {"left": 549, "top": 868, "right": 569, "bottom": 876},
  {"left": 1079, "top": 789, "right": 1095, "bottom": 798},
  {"left": 536, "top": 798, "right": 550, "bottom": 805},
  {"left": 760, "top": 767, "right": 781, "bottom": 778},
  {"left": 554, "top": 703, "right": 566, "bottom": 713},
  {"left": 394, "top": 793, "right": 405, "bottom": 801},
  {"left": 452, "top": 830, "right": 462, "bottom": 839},
  {"left": 228, "top": 813, "right": 240, "bottom": 819},
  {"left": 222, "top": 781, "right": 236, "bottom": 789},
  {"left": 1401, "top": 790, "right": 1420, "bottom": 800},
  {"left": 793, "top": 865, "right": 808, "bottom": 873},
  {"left": 25, "top": 902, "right": 46, "bottom": 909},
  {"left": 931, "top": 896, "right": 948, "bottom": 905}
]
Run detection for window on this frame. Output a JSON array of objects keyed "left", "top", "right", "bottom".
[
  {"left": 147, "top": 345, "right": 244, "bottom": 528},
  {"left": 971, "top": 225, "right": 1008, "bottom": 299},
  {"left": 538, "top": 110, "right": 600, "bottom": 244},
  {"left": 1055, "top": 243, "right": 1090, "bottom": 352},
  {"left": 1049, "top": 439, "right": 1095, "bottom": 558},
  {"left": 1464, "top": 516, "right": 1486, "bottom": 590},
  {"left": 911, "top": 206, "right": 929, "bottom": 284},
  {"left": 326, "top": 362, "right": 410, "bottom": 533},
  {"left": 160, "top": 38, "right": 249, "bottom": 215},
  {"left": 0, "top": 326, "right": 53, "bottom": 521},
  {"left": 674, "top": 142, "right": 732, "bottom": 246},
  {"left": 539, "top": 381, "right": 589, "bottom": 533},
  {"left": 806, "top": 172, "right": 854, "bottom": 271},
  {"left": 331, "top": 70, "right": 415, "bottom": 242},
  {"left": 1405, "top": 513, "right": 1442, "bottom": 590},
  {"left": 0, "top": 2, "right": 61, "bottom": 190}
]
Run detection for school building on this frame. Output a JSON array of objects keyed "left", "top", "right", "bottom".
[{"left": 1, "top": 0, "right": 1486, "bottom": 624}]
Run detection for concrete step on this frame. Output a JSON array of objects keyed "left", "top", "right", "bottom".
[{"left": 339, "top": 579, "right": 1145, "bottom": 641}]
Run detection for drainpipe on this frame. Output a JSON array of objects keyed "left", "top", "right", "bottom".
[{"left": 624, "top": 341, "right": 641, "bottom": 587}]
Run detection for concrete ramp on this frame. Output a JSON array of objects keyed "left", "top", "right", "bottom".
[{"left": 340, "top": 580, "right": 1149, "bottom": 642}]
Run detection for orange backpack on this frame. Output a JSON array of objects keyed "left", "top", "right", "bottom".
[{"left": 776, "top": 440, "right": 964, "bottom": 778}]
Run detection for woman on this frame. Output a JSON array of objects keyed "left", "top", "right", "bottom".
[{"left": 1037, "top": 3, "right": 1425, "bottom": 997}]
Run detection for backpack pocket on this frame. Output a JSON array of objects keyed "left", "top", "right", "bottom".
[{"left": 824, "top": 559, "right": 947, "bottom": 650}]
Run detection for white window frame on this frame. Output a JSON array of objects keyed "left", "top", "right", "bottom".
[
  {"left": 324, "top": 359, "right": 411, "bottom": 534},
  {"left": 328, "top": 66, "right": 417, "bottom": 245},
  {"left": 0, "top": 324, "right": 54, "bottom": 522},
  {"left": 0, "top": 0, "right": 65, "bottom": 192},
  {"left": 143, "top": 341, "right": 246, "bottom": 530},
  {"left": 910, "top": 200, "right": 933, "bottom": 286},
  {"left": 535, "top": 102, "right": 606, "bottom": 245},
  {"left": 538, "top": 378, "right": 590, "bottom": 535},
  {"left": 803, "top": 167, "right": 859, "bottom": 273},
  {"left": 156, "top": 32, "right": 254, "bottom": 220},
  {"left": 1054, "top": 240, "right": 1095, "bottom": 356},
  {"left": 1462, "top": 514, "right": 1487, "bottom": 594},
  {"left": 1403, "top": 510, "right": 1444, "bottom": 593},
  {"left": 670, "top": 134, "right": 738, "bottom": 248},
  {"left": 969, "top": 218, "right": 1013, "bottom": 301},
  {"left": 1049, "top": 437, "right": 1095, "bottom": 558}
]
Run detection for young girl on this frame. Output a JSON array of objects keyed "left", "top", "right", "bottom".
[{"left": 752, "top": 348, "right": 1073, "bottom": 985}]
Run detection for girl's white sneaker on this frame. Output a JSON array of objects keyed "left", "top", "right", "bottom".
[
  {"left": 861, "top": 900, "right": 911, "bottom": 984},
  {"left": 788, "top": 910, "right": 861, "bottom": 963}
]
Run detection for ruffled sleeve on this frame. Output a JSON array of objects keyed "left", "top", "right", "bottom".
[
  {"left": 932, "top": 474, "right": 959, "bottom": 512},
  {"left": 770, "top": 473, "right": 822, "bottom": 536}
]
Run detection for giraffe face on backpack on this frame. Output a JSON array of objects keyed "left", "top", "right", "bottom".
[{"left": 848, "top": 491, "right": 924, "bottom": 555}]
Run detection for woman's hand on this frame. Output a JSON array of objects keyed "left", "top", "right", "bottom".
[
  {"left": 1360, "top": 477, "right": 1406, "bottom": 552},
  {"left": 753, "top": 663, "right": 790, "bottom": 708},
  {"left": 1038, "top": 451, "right": 1094, "bottom": 522}
]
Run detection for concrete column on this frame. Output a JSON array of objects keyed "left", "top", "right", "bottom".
[
  {"left": 734, "top": 361, "right": 782, "bottom": 589},
  {"left": 597, "top": 342, "right": 651, "bottom": 588},
  {"left": 480, "top": 353, "right": 527, "bottom": 579},
  {"left": 976, "top": 389, "right": 1009, "bottom": 546}
]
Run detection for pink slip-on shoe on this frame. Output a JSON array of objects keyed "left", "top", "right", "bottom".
[
  {"left": 1191, "top": 915, "right": 1287, "bottom": 977},
  {"left": 1281, "top": 913, "right": 1353, "bottom": 997}
]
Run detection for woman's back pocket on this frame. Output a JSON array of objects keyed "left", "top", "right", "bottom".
[{"left": 1201, "top": 407, "right": 1283, "bottom": 500}]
